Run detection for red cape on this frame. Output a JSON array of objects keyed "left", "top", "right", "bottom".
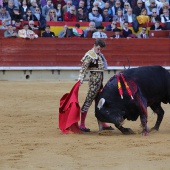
[{"left": 59, "top": 81, "right": 82, "bottom": 134}]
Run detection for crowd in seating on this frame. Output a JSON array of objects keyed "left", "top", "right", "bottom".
[{"left": 0, "top": 0, "right": 170, "bottom": 39}]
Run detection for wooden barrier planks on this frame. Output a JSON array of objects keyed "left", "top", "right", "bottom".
[
  {"left": 0, "top": 38, "right": 169, "bottom": 67},
  {"left": 149, "top": 30, "right": 170, "bottom": 38}
]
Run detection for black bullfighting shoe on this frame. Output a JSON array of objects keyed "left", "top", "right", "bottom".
[{"left": 79, "top": 126, "right": 91, "bottom": 132}]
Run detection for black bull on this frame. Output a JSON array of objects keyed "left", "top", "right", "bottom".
[{"left": 95, "top": 66, "right": 170, "bottom": 135}]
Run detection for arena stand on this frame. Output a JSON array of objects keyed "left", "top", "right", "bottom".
[
  {"left": 0, "top": 21, "right": 169, "bottom": 38},
  {"left": 0, "top": 21, "right": 169, "bottom": 80}
]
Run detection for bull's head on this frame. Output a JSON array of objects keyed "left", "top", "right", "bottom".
[{"left": 95, "top": 98, "right": 125, "bottom": 126}]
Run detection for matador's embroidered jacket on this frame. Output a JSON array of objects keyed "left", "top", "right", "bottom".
[{"left": 78, "top": 48, "right": 108, "bottom": 83}]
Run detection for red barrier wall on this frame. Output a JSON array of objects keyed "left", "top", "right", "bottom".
[{"left": 0, "top": 38, "right": 169, "bottom": 67}]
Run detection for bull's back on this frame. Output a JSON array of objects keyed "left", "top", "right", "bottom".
[{"left": 123, "top": 66, "right": 170, "bottom": 102}]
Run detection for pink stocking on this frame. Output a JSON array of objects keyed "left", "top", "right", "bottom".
[{"left": 79, "top": 112, "right": 87, "bottom": 129}]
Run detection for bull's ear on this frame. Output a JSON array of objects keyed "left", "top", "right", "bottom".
[{"left": 97, "top": 98, "right": 105, "bottom": 110}]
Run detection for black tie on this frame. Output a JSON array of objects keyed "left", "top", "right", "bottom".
[{"left": 100, "top": 33, "right": 102, "bottom": 38}]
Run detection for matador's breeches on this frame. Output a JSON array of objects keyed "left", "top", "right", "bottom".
[{"left": 81, "top": 71, "right": 103, "bottom": 113}]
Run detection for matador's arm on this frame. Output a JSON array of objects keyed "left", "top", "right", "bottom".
[{"left": 78, "top": 55, "right": 92, "bottom": 84}]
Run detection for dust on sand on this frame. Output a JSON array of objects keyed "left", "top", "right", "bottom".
[{"left": 0, "top": 81, "right": 170, "bottom": 170}]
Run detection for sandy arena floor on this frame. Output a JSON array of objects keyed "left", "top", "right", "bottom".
[{"left": 0, "top": 80, "right": 170, "bottom": 170}]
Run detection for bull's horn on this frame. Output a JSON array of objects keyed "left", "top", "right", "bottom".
[{"left": 97, "top": 98, "right": 105, "bottom": 110}]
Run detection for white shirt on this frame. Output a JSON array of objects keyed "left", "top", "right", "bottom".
[
  {"left": 89, "top": 13, "right": 103, "bottom": 22},
  {"left": 92, "top": 32, "right": 108, "bottom": 38},
  {"left": 142, "top": 34, "right": 146, "bottom": 38},
  {"left": 22, "top": 6, "right": 28, "bottom": 12},
  {"left": 127, "top": 14, "right": 133, "bottom": 23},
  {"left": 161, "top": 15, "right": 170, "bottom": 23}
]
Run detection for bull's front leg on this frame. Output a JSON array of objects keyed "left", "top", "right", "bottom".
[
  {"left": 140, "top": 113, "right": 149, "bottom": 136},
  {"left": 115, "top": 124, "right": 135, "bottom": 135}
]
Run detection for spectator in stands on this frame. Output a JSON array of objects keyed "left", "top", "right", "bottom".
[
  {"left": 11, "top": 7, "right": 23, "bottom": 23},
  {"left": 123, "top": 2, "right": 131, "bottom": 15},
  {"left": 95, "top": 0, "right": 105, "bottom": 9},
  {"left": 122, "top": 21, "right": 132, "bottom": 38},
  {"left": 42, "top": 0, "right": 54, "bottom": 17},
  {"left": 29, "top": 0, "right": 38, "bottom": 15},
  {"left": 23, "top": 9, "right": 35, "bottom": 21},
  {"left": 110, "top": 28, "right": 123, "bottom": 38},
  {"left": 0, "top": 20, "right": 8, "bottom": 29},
  {"left": 111, "top": 0, "right": 123, "bottom": 16},
  {"left": 146, "top": 0, "right": 160, "bottom": 16},
  {"left": 56, "top": 3, "right": 63, "bottom": 21},
  {"left": 88, "top": 7, "right": 103, "bottom": 26},
  {"left": 58, "top": 24, "right": 68, "bottom": 38},
  {"left": 103, "top": 1, "right": 113, "bottom": 16},
  {"left": 84, "top": 0, "right": 93, "bottom": 11},
  {"left": 0, "top": 7, "right": 11, "bottom": 25},
  {"left": 105, "top": 21, "right": 118, "bottom": 31},
  {"left": 19, "top": 0, "right": 30, "bottom": 20},
  {"left": 78, "top": 39, "right": 113, "bottom": 132},
  {"left": 124, "top": 7, "right": 139, "bottom": 32},
  {"left": 150, "top": 8, "right": 161, "bottom": 23},
  {"left": 76, "top": 7, "right": 88, "bottom": 21},
  {"left": 92, "top": 25, "right": 107, "bottom": 38},
  {"left": 83, "top": 21, "right": 97, "bottom": 38},
  {"left": 136, "top": 8, "right": 150, "bottom": 24},
  {"left": 150, "top": 20, "right": 165, "bottom": 30},
  {"left": 113, "top": 9, "right": 125, "bottom": 28},
  {"left": 69, "top": 23, "right": 84, "bottom": 37},
  {"left": 137, "top": 26, "right": 148, "bottom": 38},
  {"left": 108, "top": 0, "right": 115, "bottom": 8},
  {"left": 88, "top": 1, "right": 103, "bottom": 14},
  {"left": 14, "top": 19, "right": 22, "bottom": 29},
  {"left": 4, "top": 24, "right": 18, "bottom": 37},
  {"left": 76, "top": 0, "right": 87, "bottom": 14},
  {"left": 159, "top": 2, "right": 170, "bottom": 15},
  {"left": 133, "top": 0, "right": 144, "bottom": 17},
  {"left": 102, "top": 8, "right": 113, "bottom": 22},
  {"left": 5, "top": 0, "right": 17, "bottom": 17},
  {"left": 13, "top": 0, "right": 21, "bottom": 9},
  {"left": 64, "top": 5, "right": 77, "bottom": 21},
  {"left": 161, "top": 9, "right": 170, "bottom": 23},
  {"left": 157, "top": 0, "right": 167, "bottom": 9},
  {"left": 42, "top": 25, "right": 55, "bottom": 37},
  {"left": 33, "top": 7, "right": 46, "bottom": 30},
  {"left": 46, "top": 9, "right": 58, "bottom": 21},
  {"left": 124, "top": 8, "right": 137, "bottom": 23},
  {"left": 28, "top": 20, "right": 39, "bottom": 30},
  {"left": 62, "top": 0, "right": 72, "bottom": 15},
  {"left": 18, "top": 23, "right": 38, "bottom": 39}
]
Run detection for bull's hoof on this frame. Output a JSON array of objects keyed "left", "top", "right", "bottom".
[
  {"left": 122, "top": 128, "right": 135, "bottom": 135},
  {"left": 149, "top": 126, "right": 159, "bottom": 133},
  {"left": 142, "top": 131, "right": 149, "bottom": 136},
  {"left": 140, "top": 129, "right": 149, "bottom": 136}
]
